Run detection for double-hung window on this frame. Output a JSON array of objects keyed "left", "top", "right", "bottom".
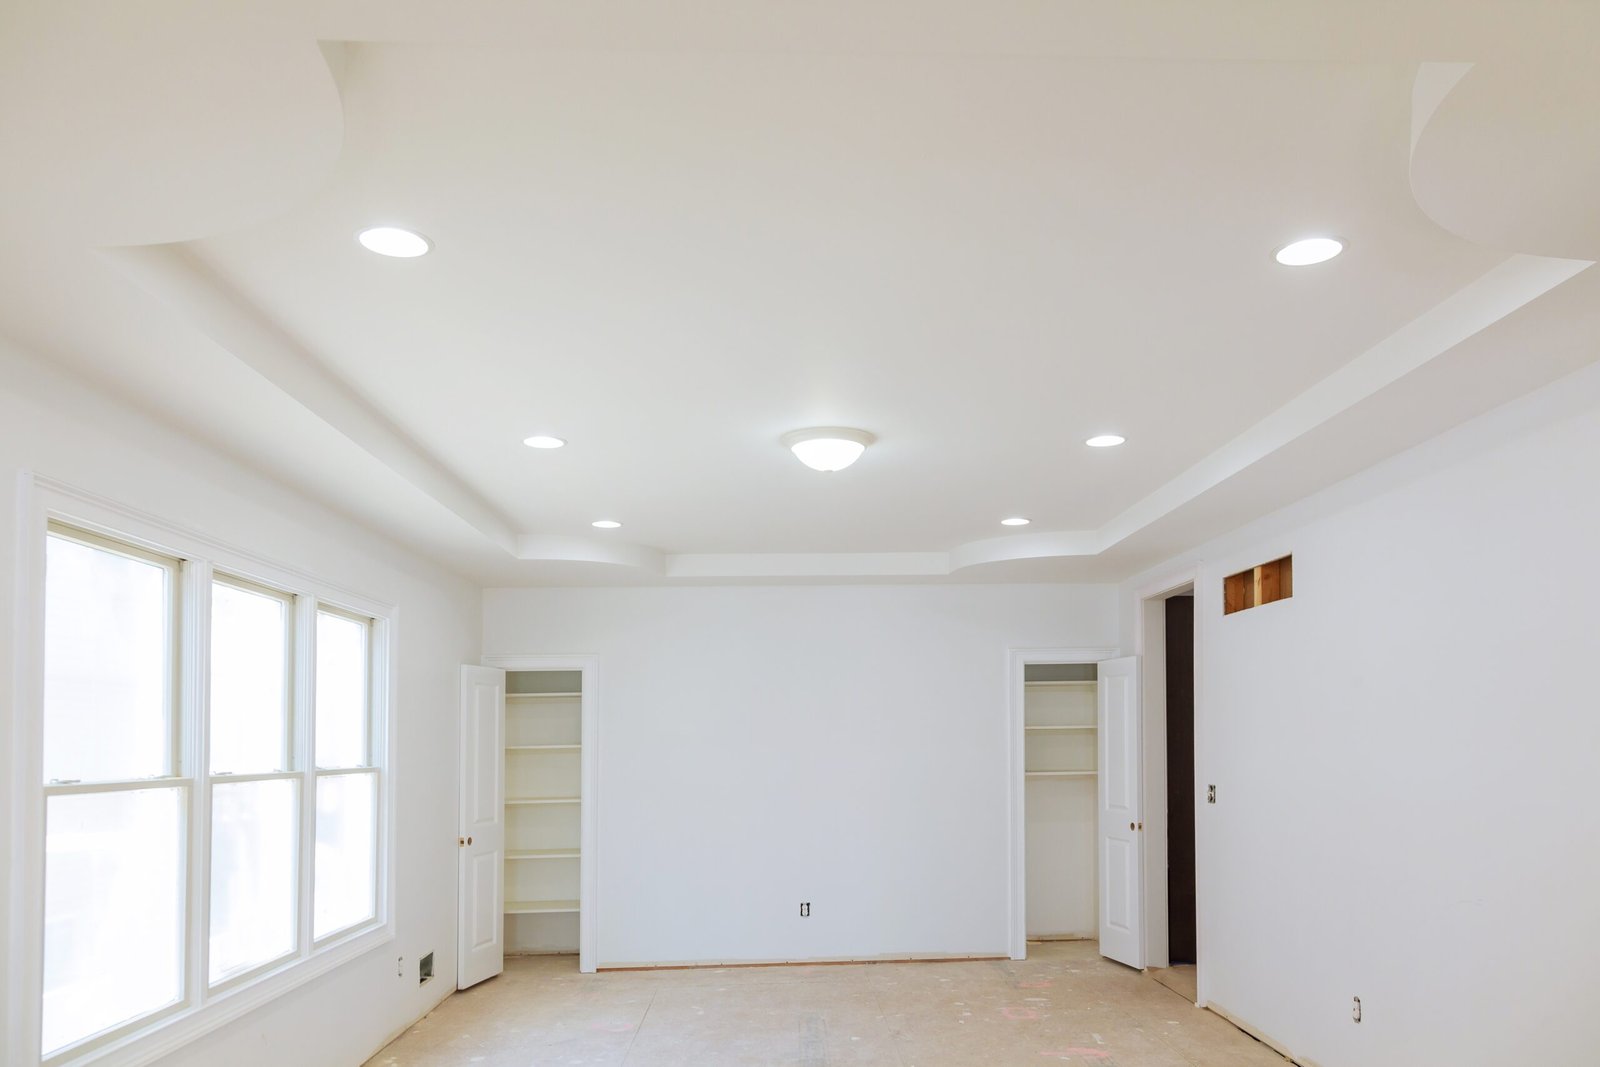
[
  {"left": 34, "top": 520, "right": 388, "bottom": 1066},
  {"left": 312, "top": 609, "right": 379, "bottom": 939},
  {"left": 207, "top": 577, "right": 297, "bottom": 986},
  {"left": 42, "top": 531, "right": 185, "bottom": 1057}
]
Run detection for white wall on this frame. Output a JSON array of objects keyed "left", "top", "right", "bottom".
[
  {"left": 1121, "top": 361, "right": 1600, "bottom": 1066},
  {"left": 483, "top": 583, "right": 1118, "bottom": 966},
  {"left": 0, "top": 342, "right": 479, "bottom": 1067}
]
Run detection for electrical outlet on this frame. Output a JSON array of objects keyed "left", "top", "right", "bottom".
[
  {"left": 799, "top": 902, "right": 811, "bottom": 918},
  {"left": 419, "top": 952, "right": 434, "bottom": 985},
  {"left": 1352, "top": 996, "right": 1361, "bottom": 1023}
]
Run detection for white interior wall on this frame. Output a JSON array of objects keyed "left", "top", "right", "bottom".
[
  {"left": 0, "top": 341, "right": 480, "bottom": 1067},
  {"left": 1120, "top": 361, "right": 1600, "bottom": 1066},
  {"left": 483, "top": 583, "right": 1119, "bottom": 967}
]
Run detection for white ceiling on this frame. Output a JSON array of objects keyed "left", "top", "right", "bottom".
[{"left": 1, "top": 1, "right": 1596, "bottom": 585}]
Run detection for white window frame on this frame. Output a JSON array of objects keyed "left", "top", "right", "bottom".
[
  {"left": 5, "top": 475, "right": 398, "bottom": 1067},
  {"left": 206, "top": 573, "right": 298, "bottom": 992},
  {"left": 310, "top": 604, "right": 381, "bottom": 944}
]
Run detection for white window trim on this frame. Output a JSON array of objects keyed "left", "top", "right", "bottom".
[{"left": 6, "top": 473, "right": 400, "bottom": 1067}]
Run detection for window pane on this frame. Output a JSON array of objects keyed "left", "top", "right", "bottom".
[
  {"left": 209, "top": 779, "right": 298, "bottom": 984},
  {"left": 315, "top": 612, "right": 368, "bottom": 768},
  {"left": 44, "top": 534, "right": 171, "bottom": 782},
  {"left": 43, "top": 788, "right": 185, "bottom": 1056},
  {"left": 210, "top": 582, "right": 290, "bottom": 774},
  {"left": 314, "top": 772, "right": 376, "bottom": 939}
]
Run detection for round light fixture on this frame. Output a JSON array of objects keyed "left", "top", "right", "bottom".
[
  {"left": 522, "top": 435, "right": 566, "bottom": 449},
  {"left": 1274, "top": 236, "right": 1343, "bottom": 266},
  {"left": 1085, "top": 434, "right": 1126, "bottom": 448},
  {"left": 591, "top": 520, "right": 622, "bottom": 529},
  {"left": 781, "top": 427, "right": 875, "bottom": 472},
  {"left": 357, "top": 226, "right": 431, "bottom": 258},
  {"left": 1001, "top": 517, "right": 1031, "bottom": 527}
]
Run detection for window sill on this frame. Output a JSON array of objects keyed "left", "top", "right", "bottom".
[{"left": 50, "top": 921, "right": 393, "bottom": 1067}]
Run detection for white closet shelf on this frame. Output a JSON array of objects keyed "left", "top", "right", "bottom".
[
  {"left": 1024, "top": 680, "right": 1097, "bottom": 687},
  {"left": 1025, "top": 770, "right": 1098, "bottom": 778},
  {"left": 507, "top": 849, "right": 579, "bottom": 861},
  {"left": 507, "top": 692, "right": 581, "bottom": 700},
  {"left": 506, "top": 796, "right": 581, "bottom": 806},
  {"left": 505, "top": 899, "right": 580, "bottom": 915},
  {"left": 1024, "top": 725, "right": 1097, "bottom": 732},
  {"left": 507, "top": 744, "right": 581, "bottom": 751}
]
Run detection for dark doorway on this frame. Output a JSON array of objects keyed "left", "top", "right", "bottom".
[{"left": 1165, "top": 595, "right": 1197, "bottom": 964}]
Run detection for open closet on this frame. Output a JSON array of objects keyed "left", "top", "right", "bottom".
[
  {"left": 1023, "top": 663, "right": 1098, "bottom": 940},
  {"left": 503, "top": 670, "right": 584, "bottom": 954}
]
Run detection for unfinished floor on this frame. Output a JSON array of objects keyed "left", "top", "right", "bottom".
[
  {"left": 1150, "top": 965, "right": 1199, "bottom": 1005},
  {"left": 366, "top": 942, "right": 1288, "bottom": 1066}
]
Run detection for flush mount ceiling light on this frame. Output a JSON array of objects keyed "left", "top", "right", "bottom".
[
  {"left": 781, "top": 427, "right": 876, "bottom": 472},
  {"left": 522, "top": 435, "right": 566, "bottom": 449},
  {"left": 357, "top": 226, "right": 431, "bottom": 258},
  {"left": 1274, "top": 236, "right": 1343, "bottom": 266},
  {"left": 591, "top": 520, "right": 622, "bottom": 529},
  {"left": 1001, "top": 517, "right": 1031, "bottom": 526},
  {"left": 1085, "top": 434, "right": 1126, "bottom": 448}
]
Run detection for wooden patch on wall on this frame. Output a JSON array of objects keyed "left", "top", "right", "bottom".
[{"left": 1222, "top": 555, "right": 1292, "bottom": 615}]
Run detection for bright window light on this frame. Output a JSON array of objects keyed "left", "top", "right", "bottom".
[
  {"left": 209, "top": 779, "right": 298, "bottom": 983},
  {"left": 210, "top": 581, "right": 289, "bottom": 774},
  {"left": 316, "top": 612, "right": 369, "bottom": 769},
  {"left": 312, "top": 610, "right": 379, "bottom": 941},
  {"left": 314, "top": 772, "right": 377, "bottom": 939},
  {"left": 43, "top": 535, "right": 171, "bottom": 783},
  {"left": 43, "top": 788, "right": 185, "bottom": 1056}
]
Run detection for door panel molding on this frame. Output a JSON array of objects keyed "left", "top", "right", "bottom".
[
  {"left": 458, "top": 665, "right": 505, "bottom": 988},
  {"left": 1097, "top": 656, "right": 1143, "bottom": 968}
]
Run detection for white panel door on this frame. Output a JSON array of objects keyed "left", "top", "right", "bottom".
[
  {"left": 1097, "top": 656, "right": 1144, "bottom": 968},
  {"left": 458, "top": 665, "right": 506, "bottom": 989}
]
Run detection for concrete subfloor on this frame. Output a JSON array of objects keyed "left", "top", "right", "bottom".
[{"left": 365, "top": 942, "right": 1287, "bottom": 1067}]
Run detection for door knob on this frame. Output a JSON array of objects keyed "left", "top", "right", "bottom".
[{"left": 1129, "top": 822, "right": 1135, "bottom": 831}]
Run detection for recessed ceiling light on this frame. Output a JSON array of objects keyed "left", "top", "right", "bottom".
[
  {"left": 522, "top": 435, "right": 566, "bottom": 449},
  {"left": 1086, "top": 434, "right": 1126, "bottom": 448},
  {"left": 1274, "top": 236, "right": 1343, "bottom": 266},
  {"left": 357, "top": 226, "right": 431, "bottom": 258},
  {"left": 591, "top": 520, "right": 622, "bottom": 529},
  {"left": 781, "top": 427, "right": 876, "bottom": 472},
  {"left": 1001, "top": 517, "right": 1031, "bottom": 526}
]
